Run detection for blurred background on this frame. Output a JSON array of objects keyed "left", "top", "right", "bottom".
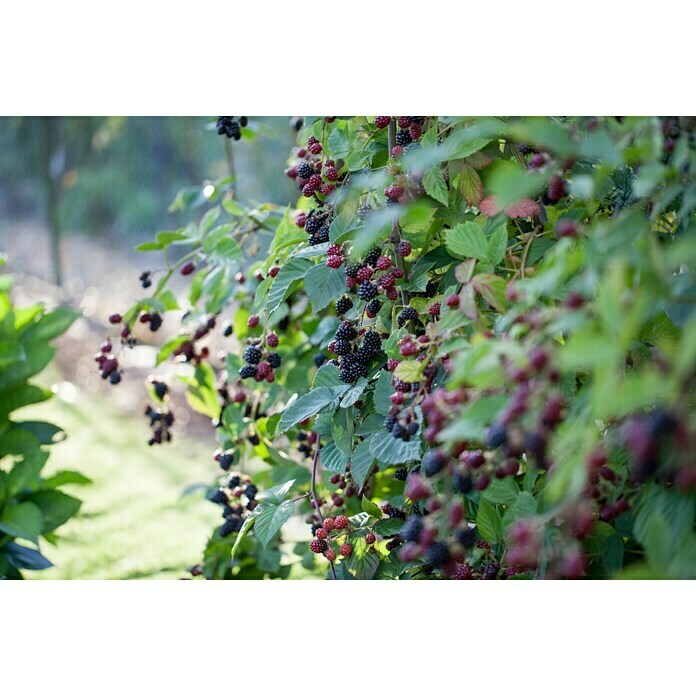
[{"left": 0, "top": 116, "right": 297, "bottom": 578}]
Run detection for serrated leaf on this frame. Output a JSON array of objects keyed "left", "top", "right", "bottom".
[
  {"left": 373, "top": 371, "right": 393, "bottom": 416},
  {"left": 369, "top": 429, "right": 421, "bottom": 465},
  {"left": 278, "top": 387, "right": 339, "bottom": 433},
  {"left": 321, "top": 441, "right": 350, "bottom": 473},
  {"left": 0, "top": 501, "right": 43, "bottom": 542},
  {"left": 423, "top": 165, "right": 449, "bottom": 206},
  {"left": 482, "top": 477, "right": 520, "bottom": 506},
  {"left": 393, "top": 360, "right": 424, "bottom": 383},
  {"left": 361, "top": 496, "right": 383, "bottom": 519},
  {"left": 457, "top": 164, "right": 484, "bottom": 206},
  {"left": 476, "top": 499, "right": 502, "bottom": 544},
  {"left": 267, "top": 258, "right": 311, "bottom": 314},
  {"left": 340, "top": 378, "right": 367, "bottom": 407},
  {"left": 304, "top": 263, "right": 346, "bottom": 313},
  {"left": 471, "top": 273, "right": 508, "bottom": 313},
  {"left": 350, "top": 436, "right": 376, "bottom": 489},
  {"left": 254, "top": 500, "right": 295, "bottom": 548},
  {"left": 445, "top": 222, "right": 489, "bottom": 261},
  {"left": 486, "top": 217, "right": 508, "bottom": 266}
]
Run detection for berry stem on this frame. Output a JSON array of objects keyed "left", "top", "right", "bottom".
[
  {"left": 387, "top": 121, "right": 411, "bottom": 312},
  {"left": 310, "top": 441, "right": 337, "bottom": 580}
]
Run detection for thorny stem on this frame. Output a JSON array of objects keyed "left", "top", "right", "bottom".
[{"left": 310, "top": 442, "right": 337, "bottom": 580}]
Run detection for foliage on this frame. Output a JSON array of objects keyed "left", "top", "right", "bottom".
[
  {"left": 0, "top": 263, "right": 86, "bottom": 578},
  {"left": 116, "top": 116, "right": 696, "bottom": 579}
]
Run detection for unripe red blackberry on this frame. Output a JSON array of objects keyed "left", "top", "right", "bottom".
[
  {"left": 365, "top": 533, "right": 376, "bottom": 545},
  {"left": 315, "top": 527, "right": 328, "bottom": 540},
  {"left": 324, "top": 166, "right": 338, "bottom": 181},
  {"left": 391, "top": 145, "right": 404, "bottom": 158},
  {"left": 386, "top": 358, "right": 400, "bottom": 372},
  {"left": 295, "top": 213, "right": 307, "bottom": 228},
  {"left": 428, "top": 302, "right": 441, "bottom": 317},
  {"left": 528, "top": 152, "right": 546, "bottom": 168},
  {"left": 376, "top": 256, "right": 392, "bottom": 270},
  {"left": 334, "top": 515, "right": 349, "bottom": 530},
  {"left": 374, "top": 116, "right": 391, "bottom": 129},
  {"left": 323, "top": 518, "right": 335, "bottom": 532},
  {"left": 386, "top": 287, "right": 399, "bottom": 301},
  {"left": 302, "top": 184, "right": 315, "bottom": 197},
  {"left": 108, "top": 313, "right": 122, "bottom": 325},
  {"left": 247, "top": 315, "right": 260, "bottom": 328},
  {"left": 339, "top": 543, "right": 352, "bottom": 557},
  {"left": 310, "top": 538, "right": 328, "bottom": 554},
  {"left": 445, "top": 294, "right": 460, "bottom": 308},
  {"left": 308, "top": 173, "right": 322, "bottom": 189},
  {"left": 396, "top": 240, "right": 412, "bottom": 256},
  {"left": 324, "top": 548, "right": 337, "bottom": 562},
  {"left": 397, "top": 117, "right": 411, "bottom": 129},
  {"left": 309, "top": 142, "right": 322, "bottom": 155},
  {"left": 356, "top": 266, "right": 373, "bottom": 282},
  {"left": 385, "top": 184, "right": 405, "bottom": 200},
  {"left": 327, "top": 243, "right": 342, "bottom": 256},
  {"left": 327, "top": 255, "right": 343, "bottom": 269},
  {"left": 546, "top": 173, "right": 567, "bottom": 202},
  {"left": 556, "top": 219, "right": 580, "bottom": 238},
  {"left": 181, "top": 261, "right": 195, "bottom": 276}
]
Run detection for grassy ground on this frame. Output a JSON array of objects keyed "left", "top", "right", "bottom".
[{"left": 22, "top": 386, "right": 219, "bottom": 580}]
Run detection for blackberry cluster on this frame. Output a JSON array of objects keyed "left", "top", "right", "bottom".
[
  {"left": 169, "top": 315, "right": 218, "bottom": 366},
  {"left": 209, "top": 470, "right": 258, "bottom": 538},
  {"left": 398, "top": 306, "right": 418, "bottom": 326},
  {"left": 329, "top": 322, "right": 383, "bottom": 384},
  {"left": 239, "top": 337, "right": 281, "bottom": 383},
  {"left": 145, "top": 404, "right": 174, "bottom": 446},
  {"left": 94, "top": 340, "right": 122, "bottom": 385},
  {"left": 216, "top": 116, "right": 247, "bottom": 140},
  {"left": 301, "top": 208, "right": 333, "bottom": 246},
  {"left": 139, "top": 271, "right": 152, "bottom": 289}
]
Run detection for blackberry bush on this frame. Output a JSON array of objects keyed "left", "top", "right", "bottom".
[{"left": 109, "top": 116, "right": 696, "bottom": 580}]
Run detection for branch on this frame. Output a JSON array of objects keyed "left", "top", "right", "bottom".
[{"left": 310, "top": 442, "right": 337, "bottom": 580}]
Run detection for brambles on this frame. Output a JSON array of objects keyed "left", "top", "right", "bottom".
[{"left": 111, "top": 115, "right": 696, "bottom": 580}]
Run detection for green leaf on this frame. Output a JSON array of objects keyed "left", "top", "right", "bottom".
[
  {"left": 321, "top": 441, "right": 349, "bottom": 473},
  {"left": 423, "top": 166, "right": 449, "bottom": 205},
  {"left": 340, "top": 378, "right": 367, "bottom": 408},
  {"left": 304, "top": 264, "right": 346, "bottom": 313},
  {"left": 7, "top": 450, "right": 48, "bottom": 496},
  {"left": 476, "top": 499, "right": 502, "bottom": 544},
  {"left": 361, "top": 496, "right": 383, "bottom": 519},
  {"left": 42, "top": 470, "right": 92, "bottom": 488},
  {"left": 313, "top": 363, "right": 343, "bottom": 388},
  {"left": 0, "top": 501, "right": 43, "bottom": 542},
  {"left": 256, "top": 479, "right": 295, "bottom": 505},
  {"left": 472, "top": 273, "right": 508, "bottom": 312},
  {"left": 393, "top": 360, "right": 425, "bottom": 383},
  {"left": 602, "top": 535, "right": 624, "bottom": 576},
  {"left": 643, "top": 512, "right": 672, "bottom": 569},
  {"left": 254, "top": 500, "right": 295, "bottom": 548},
  {"left": 350, "top": 436, "right": 376, "bottom": 489},
  {"left": 332, "top": 407, "right": 353, "bottom": 458},
  {"left": 266, "top": 258, "right": 311, "bottom": 314},
  {"left": 445, "top": 222, "right": 489, "bottom": 261},
  {"left": 486, "top": 217, "right": 508, "bottom": 265},
  {"left": 369, "top": 429, "right": 421, "bottom": 465},
  {"left": 278, "top": 387, "right": 340, "bottom": 433},
  {"left": 0, "top": 340, "right": 26, "bottom": 369},
  {"left": 26, "top": 490, "right": 81, "bottom": 533},
  {"left": 456, "top": 164, "right": 484, "bottom": 206},
  {"left": 21, "top": 307, "right": 79, "bottom": 343},
  {"left": 373, "top": 371, "right": 393, "bottom": 416},
  {"left": 3, "top": 541, "right": 52, "bottom": 570},
  {"left": 482, "top": 477, "right": 520, "bottom": 506}
]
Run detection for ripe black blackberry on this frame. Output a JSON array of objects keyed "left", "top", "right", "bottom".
[
  {"left": 402, "top": 516, "right": 423, "bottom": 543},
  {"left": 406, "top": 422, "right": 418, "bottom": 436},
  {"left": 424, "top": 279, "right": 439, "bottom": 298},
  {"left": 354, "top": 346, "right": 374, "bottom": 364},
  {"left": 423, "top": 449, "right": 447, "bottom": 477},
  {"left": 316, "top": 226, "right": 330, "bottom": 243},
  {"left": 304, "top": 214, "right": 322, "bottom": 234},
  {"left": 335, "top": 296, "right": 354, "bottom": 315},
  {"left": 361, "top": 331, "right": 382, "bottom": 354},
  {"left": 394, "top": 467, "right": 408, "bottom": 481},
  {"left": 482, "top": 562, "right": 500, "bottom": 580},
  {"left": 244, "top": 346, "right": 263, "bottom": 364},
  {"left": 297, "top": 162, "right": 314, "bottom": 179},
  {"left": 395, "top": 130, "right": 412, "bottom": 147},
  {"left": 151, "top": 380, "right": 168, "bottom": 400},
  {"left": 344, "top": 263, "right": 360, "bottom": 279},
  {"left": 357, "top": 204, "right": 372, "bottom": 220},
  {"left": 398, "top": 307, "right": 418, "bottom": 324},
  {"left": 313, "top": 353, "right": 326, "bottom": 367},
  {"left": 244, "top": 484, "right": 258, "bottom": 499},
  {"left": 340, "top": 365, "right": 361, "bottom": 383},
  {"left": 392, "top": 423, "right": 406, "bottom": 439},
  {"left": 366, "top": 298, "right": 382, "bottom": 316},
  {"left": 223, "top": 323, "right": 233, "bottom": 337},
  {"left": 139, "top": 271, "right": 152, "bottom": 288},
  {"left": 333, "top": 339, "right": 353, "bottom": 356},
  {"left": 228, "top": 474, "right": 241, "bottom": 488},
  {"left": 239, "top": 364, "right": 256, "bottom": 379},
  {"left": 358, "top": 281, "right": 378, "bottom": 301},
  {"left": 211, "top": 488, "right": 227, "bottom": 505},
  {"left": 218, "top": 453, "right": 234, "bottom": 471},
  {"left": 364, "top": 247, "right": 381, "bottom": 266},
  {"left": 384, "top": 415, "right": 397, "bottom": 432},
  {"left": 267, "top": 352, "right": 282, "bottom": 368},
  {"left": 426, "top": 542, "right": 450, "bottom": 567},
  {"left": 335, "top": 322, "right": 357, "bottom": 341},
  {"left": 455, "top": 527, "right": 477, "bottom": 549},
  {"left": 453, "top": 472, "right": 473, "bottom": 494}
]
